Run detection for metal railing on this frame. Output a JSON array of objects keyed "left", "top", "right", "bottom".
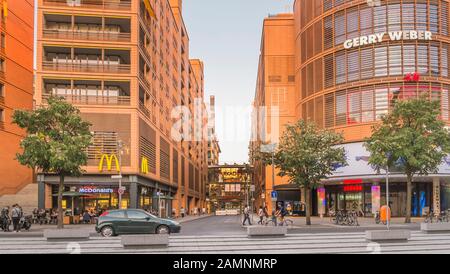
[
  {"left": 43, "top": 29, "right": 131, "bottom": 42},
  {"left": 42, "top": 61, "right": 131, "bottom": 74},
  {"left": 43, "top": 94, "right": 130, "bottom": 105},
  {"left": 139, "top": 102, "right": 151, "bottom": 118},
  {"left": 43, "top": 0, "right": 131, "bottom": 10},
  {"left": 139, "top": 71, "right": 151, "bottom": 91}
]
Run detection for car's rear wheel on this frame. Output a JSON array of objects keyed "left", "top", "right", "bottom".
[
  {"left": 101, "top": 226, "right": 115, "bottom": 237},
  {"left": 156, "top": 225, "right": 170, "bottom": 234}
]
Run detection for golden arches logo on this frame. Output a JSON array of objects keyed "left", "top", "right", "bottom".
[
  {"left": 141, "top": 157, "right": 149, "bottom": 174},
  {"left": 98, "top": 154, "right": 120, "bottom": 172}
]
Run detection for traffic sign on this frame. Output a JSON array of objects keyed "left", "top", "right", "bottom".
[
  {"left": 118, "top": 187, "right": 126, "bottom": 195},
  {"left": 271, "top": 191, "right": 278, "bottom": 201}
]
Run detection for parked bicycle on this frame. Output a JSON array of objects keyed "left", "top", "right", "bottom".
[
  {"left": 424, "top": 210, "right": 450, "bottom": 223},
  {"left": 331, "top": 210, "right": 359, "bottom": 226}
]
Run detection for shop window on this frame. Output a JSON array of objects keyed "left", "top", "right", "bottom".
[{"left": 360, "top": 48, "right": 373, "bottom": 79}]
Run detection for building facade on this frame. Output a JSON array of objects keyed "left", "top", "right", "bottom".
[
  {"left": 252, "top": 0, "right": 450, "bottom": 217},
  {"left": 0, "top": 0, "right": 35, "bottom": 210},
  {"left": 207, "top": 95, "right": 220, "bottom": 166},
  {"left": 250, "top": 14, "right": 302, "bottom": 215},
  {"left": 35, "top": 0, "right": 209, "bottom": 218}
]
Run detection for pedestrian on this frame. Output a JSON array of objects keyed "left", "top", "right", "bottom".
[
  {"left": 242, "top": 204, "right": 252, "bottom": 226},
  {"left": 1, "top": 206, "right": 10, "bottom": 232},
  {"left": 180, "top": 207, "right": 185, "bottom": 218},
  {"left": 202, "top": 207, "right": 206, "bottom": 215},
  {"left": 11, "top": 204, "right": 22, "bottom": 232},
  {"left": 257, "top": 206, "right": 264, "bottom": 225},
  {"left": 271, "top": 209, "right": 278, "bottom": 226}
]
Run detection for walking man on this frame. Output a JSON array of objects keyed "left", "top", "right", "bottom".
[
  {"left": 257, "top": 206, "right": 264, "bottom": 225},
  {"left": 242, "top": 204, "right": 252, "bottom": 226},
  {"left": 11, "top": 204, "right": 22, "bottom": 232}
]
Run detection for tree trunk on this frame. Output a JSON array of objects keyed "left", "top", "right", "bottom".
[
  {"left": 305, "top": 186, "right": 311, "bottom": 226},
  {"left": 405, "top": 174, "right": 412, "bottom": 224},
  {"left": 57, "top": 174, "right": 65, "bottom": 229}
]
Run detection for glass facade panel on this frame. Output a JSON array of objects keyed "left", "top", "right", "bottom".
[
  {"left": 335, "top": 52, "right": 346, "bottom": 84},
  {"left": 374, "top": 46, "right": 388, "bottom": 77},
  {"left": 334, "top": 11, "right": 346, "bottom": 46},
  {"left": 389, "top": 45, "right": 402, "bottom": 76},
  {"left": 347, "top": 50, "right": 359, "bottom": 82}
]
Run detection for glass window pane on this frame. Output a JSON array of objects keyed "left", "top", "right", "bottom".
[
  {"left": 374, "top": 5, "right": 387, "bottom": 33},
  {"left": 417, "top": 45, "right": 428, "bottom": 75},
  {"left": 388, "top": 4, "right": 401, "bottom": 32},
  {"left": 430, "top": 3, "right": 438, "bottom": 33},
  {"left": 347, "top": 8, "right": 359, "bottom": 40},
  {"left": 347, "top": 50, "right": 359, "bottom": 82},
  {"left": 402, "top": 3, "right": 415, "bottom": 31},
  {"left": 360, "top": 7, "right": 373, "bottom": 36},
  {"left": 335, "top": 52, "right": 346, "bottom": 84},
  {"left": 403, "top": 44, "right": 416, "bottom": 75},
  {"left": 361, "top": 89, "right": 374, "bottom": 122},
  {"left": 375, "top": 87, "right": 388, "bottom": 119},
  {"left": 442, "top": 45, "right": 448, "bottom": 77},
  {"left": 389, "top": 45, "right": 402, "bottom": 76},
  {"left": 361, "top": 48, "right": 373, "bottom": 79},
  {"left": 348, "top": 90, "right": 361, "bottom": 124},
  {"left": 334, "top": 11, "right": 346, "bottom": 46},
  {"left": 336, "top": 91, "right": 347, "bottom": 126},
  {"left": 442, "top": 1, "right": 448, "bottom": 36},
  {"left": 430, "top": 45, "right": 439, "bottom": 76},
  {"left": 375, "top": 46, "right": 387, "bottom": 77},
  {"left": 416, "top": 3, "right": 427, "bottom": 31}
]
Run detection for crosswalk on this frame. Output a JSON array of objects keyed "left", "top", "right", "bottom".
[{"left": 1, "top": 231, "right": 450, "bottom": 254}]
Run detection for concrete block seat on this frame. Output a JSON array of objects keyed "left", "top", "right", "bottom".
[
  {"left": 121, "top": 234, "right": 169, "bottom": 249},
  {"left": 421, "top": 222, "right": 450, "bottom": 233},
  {"left": 44, "top": 229, "right": 90, "bottom": 241},
  {"left": 365, "top": 230, "right": 411, "bottom": 242},
  {"left": 247, "top": 226, "right": 287, "bottom": 237}
]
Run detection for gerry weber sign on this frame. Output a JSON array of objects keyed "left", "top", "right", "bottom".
[{"left": 343, "top": 30, "right": 433, "bottom": 49}]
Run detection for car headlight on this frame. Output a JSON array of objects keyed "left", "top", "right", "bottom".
[{"left": 171, "top": 221, "right": 180, "bottom": 226}]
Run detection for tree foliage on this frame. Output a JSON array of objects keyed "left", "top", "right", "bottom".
[{"left": 13, "top": 96, "right": 92, "bottom": 228}]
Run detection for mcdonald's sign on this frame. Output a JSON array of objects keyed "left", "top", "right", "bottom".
[
  {"left": 98, "top": 154, "right": 120, "bottom": 172},
  {"left": 141, "top": 156, "right": 149, "bottom": 174}
]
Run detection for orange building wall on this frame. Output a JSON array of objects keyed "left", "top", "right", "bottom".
[
  {"left": 252, "top": 14, "right": 296, "bottom": 213},
  {"left": 0, "top": 0, "right": 34, "bottom": 196}
]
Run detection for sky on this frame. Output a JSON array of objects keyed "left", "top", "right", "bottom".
[{"left": 183, "top": 0, "right": 293, "bottom": 164}]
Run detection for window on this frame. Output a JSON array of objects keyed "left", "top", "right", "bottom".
[
  {"left": 348, "top": 89, "right": 361, "bottom": 124},
  {"left": 0, "top": 83, "right": 4, "bottom": 97},
  {"left": 374, "top": 46, "right": 387, "bottom": 77},
  {"left": 443, "top": 87, "right": 449, "bottom": 120},
  {"left": 361, "top": 89, "right": 374, "bottom": 122},
  {"left": 324, "top": 54, "right": 334, "bottom": 88},
  {"left": 388, "top": 4, "right": 401, "bottom": 32},
  {"left": 402, "top": 3, "right": 415, "bottom": 31},
  {"left": 374, "top": 5, "right": 387, "bottom": 33},
  {"left": 107, "top": 211, "right": 126, "bottom": 218},
  {"left": 442, "top": 1, "right": 448, "bottom": 36},
  {"left": 334, "top": 11, "right": 345, "bottom": 46},
  {"left": 335, "top": 52, "right": 346, "bottom": 84},
  {"left": 403, "top": 44, "right": 416, "bottom": 75},
  {"left": 416, "top": 3, "right": 427, "bottom": 31},
  {"left": 430, "top": 2, "right": 439, "bottom": 33},
  {"left": 324, "top": 16, "right": 333, "bottom": 49},
  {"left": 360, "top": 48, "right": 373, "bottom": 79},
  {"left": 442, "top": 45, "right": 448, "bottom": 77},
  {"left": 325, "top": 93, "right": 335, "bottom": 128},
  {"left": 375, "top": 86, "right": 388, "bottom": 119},
  {"left": 346, "top": 8, "right": 358, "bottom": 40},
  {"left": 430, "top": 44, "right": 439, "bottom": 76},
  {"left": 0, "top": 108, "right": 4, "bottom": 123},
  {"left": 347, "top": 50, "right": 359, "bottom": 82},
  {"left": 360, "top": 7, "right": 372, "bottom": 36},
  {"left": 417, "top": 45, "right": 428, "bottom": 75},
  {"left": 389, "top": 45, "right": 402, "bottom": 76},
  {"left": 0, "top": 33, "right": 4, "bottom": 49},
  {"left": 335, "top": 91, "right": 347, "bottom": 126},
  {"left": 127, "top": 210, "right": 149, "bottom": 219}
]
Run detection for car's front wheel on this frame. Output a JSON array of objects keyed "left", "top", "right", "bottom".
[
  {"left": 156, "top": 225, "right": 170, "bottom": 234},
  {"left": 101, "top": 226, "right": 115, "bottom": 237}
]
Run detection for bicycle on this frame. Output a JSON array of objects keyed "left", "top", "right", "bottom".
[{"left": 278, "top": 218, "right": 294, "bottom": 227}]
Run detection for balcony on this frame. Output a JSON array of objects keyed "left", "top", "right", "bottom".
[
  {"left": 139, "top": 102, "right": 151, "bottom": 118},
  {"left": 44, "top": 15, "right": 131, "bottom": 42},
  {"left": 43, "top": 0, "right": 132, "bottom": 11},
  {"left": 43, "top": 47, "right": 131, "bottom": 74},
  {"left": 43, "top": 80, "right": 131, "bottom": 106},
  {"left": 43, "top": 29, "right": 131, "bottom": 42}
]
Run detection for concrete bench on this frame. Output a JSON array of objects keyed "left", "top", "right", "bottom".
[
  {"left": 365, "top": 230, "right": 411, "bottom": 242},
  {"left": 247, "top": 226, "right": 287, "bottom": 237},
  {"left": 421, "top": 222, "right": 450, "bottom": 233},
  {"left": 44, "top": 229, "right": 90, "bottom": 241},
  {"left": 121, "top": 234, "right": 169, "bottom": 249}
]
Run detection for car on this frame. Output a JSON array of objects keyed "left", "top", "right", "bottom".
[{"left": 95, "top": 209, "right": 181, "bottom": 237}]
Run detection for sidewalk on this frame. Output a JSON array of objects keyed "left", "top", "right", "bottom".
[{"left": 0, "top": 214, "right": 213, "bottom": 237}]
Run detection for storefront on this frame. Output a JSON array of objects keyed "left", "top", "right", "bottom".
[
  {"left": 319, "top": 142, "right": 450, "bottom": 217},
  {"left": 273, "top": 185, "right": 305, "bottom": 216},
  {"left": 37, "top": 174, "right": 176, "bottom": 217}
]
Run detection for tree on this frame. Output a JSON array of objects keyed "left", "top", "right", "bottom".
[
  {"left": 364, "top": 95, "right": 450, "bottom": 223},
  {"left": 13, "top": 96, "right": 92, "bottom": 229},
  {"left": 272, "top": 120, "right": 347, "bottom": 225}
]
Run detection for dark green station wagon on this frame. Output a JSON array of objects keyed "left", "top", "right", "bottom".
[{"left": 95, "top": 209, "right": 181, "bottom": 237}]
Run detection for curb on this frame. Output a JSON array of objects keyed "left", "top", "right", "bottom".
[{"left": 177, "top": 214, "right": 213, "bottom": 224}]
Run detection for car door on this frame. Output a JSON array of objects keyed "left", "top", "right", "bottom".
[
  {"left": 103, "top": 210, "right": 127, "bottom": 234},
  {"left": 126, "top": 210, "right": 156, "bottom": 234}
]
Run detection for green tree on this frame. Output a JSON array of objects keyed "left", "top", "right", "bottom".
[
  {"left": 272, "top": 120, "right": 347, "bottom": 225},
  {"left": 364, "top": 96, "right": 450, "bottom": 223},
  {"left": 13, "top": 96, "right": 92, "bottom": 229}
]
